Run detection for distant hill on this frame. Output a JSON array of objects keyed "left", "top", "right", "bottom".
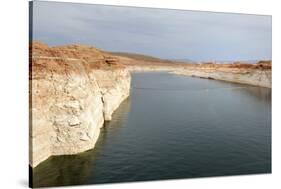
[
  {"left": 106, "top": 51, "right": 173, "bottom": 63},
  {"left": 171, "top": 59, "right": 197, "bottom": 64}
]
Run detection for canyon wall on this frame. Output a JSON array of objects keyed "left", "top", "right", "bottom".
[
  {"left": 30, "top": 42, "right": 130, "bottom": 167},
  {"left": 30, "top": 42, "right": 271, "bottom": 167}
]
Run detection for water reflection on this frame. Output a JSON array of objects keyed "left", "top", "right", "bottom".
[
  {"left": 242, "top": 86, "right": 272, "bottom": 102},
  {"left": 32, "top": 150, "right": 97, "bottom": 187}
]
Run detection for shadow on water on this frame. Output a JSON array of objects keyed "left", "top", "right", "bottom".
[
  {"left": 32, "top": 98, "right": 131, "bottom": 187},
  {"left": 32, "top": 150, "right": 96, "bottom": 187}
]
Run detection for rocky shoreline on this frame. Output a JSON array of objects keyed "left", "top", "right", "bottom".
[
  {"left": 30, "top": 41, "right": 271, "bottom": 167},
  {"left": 172, "top": 62, "right": 272, "bottom": 88}
]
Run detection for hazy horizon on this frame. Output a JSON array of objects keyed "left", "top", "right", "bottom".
[{"left": 31, "top": 1, "right": 272, "bottom": 62}]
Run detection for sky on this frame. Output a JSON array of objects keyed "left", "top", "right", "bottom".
[{"left": 31, "top": 1, "right": 272, "bottom": 62}]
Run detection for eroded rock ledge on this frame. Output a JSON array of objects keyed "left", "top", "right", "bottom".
[{"left": 30, "top": 42, "right": 130, "bottom": 167}]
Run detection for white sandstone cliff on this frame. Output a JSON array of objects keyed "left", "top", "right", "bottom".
[{"left": 30, "top": 42, "right": 130, "bottom": 167}]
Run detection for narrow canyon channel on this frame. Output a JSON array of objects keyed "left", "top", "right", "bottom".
[{"left": 32, "top": 72, "right": 271, "bottom": 187}]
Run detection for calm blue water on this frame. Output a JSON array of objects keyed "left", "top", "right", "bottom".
[{"left": 32, "top": 72, "right": 271, "bottom": 187}]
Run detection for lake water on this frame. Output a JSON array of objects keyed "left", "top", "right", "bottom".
[{"left": 32, "top": 72, "right": 271, "bottom": 187}]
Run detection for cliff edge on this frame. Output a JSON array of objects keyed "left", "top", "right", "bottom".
[{"left": 30, "top": 42, "right": 130, "bottom": 167}]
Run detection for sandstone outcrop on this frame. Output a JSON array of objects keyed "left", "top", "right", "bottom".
[{"left": 30, "top": 42, "right": 130, "bottom": 167}]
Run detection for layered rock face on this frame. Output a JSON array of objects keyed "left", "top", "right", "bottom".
[
  {"left": 173, "top": 61, "right": 272, "bottom": 88},
  {"left": 30, "top": 42, "right": 130, "bottom": 167}
]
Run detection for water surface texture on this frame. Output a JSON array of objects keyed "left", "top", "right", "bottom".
[{"left": 33, "top": 72, "right": 271, "bottom": 187}]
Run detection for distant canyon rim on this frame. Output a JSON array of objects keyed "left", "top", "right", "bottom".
[{"left": 30, "top": 41, "right": 271, "bottom": 168}]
